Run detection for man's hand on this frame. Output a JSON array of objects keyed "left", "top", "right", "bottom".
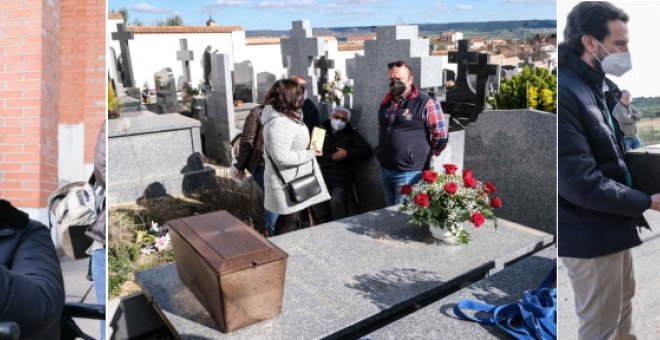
[
  {"left": 651, "top": 194, "right": 660, "bottom": 211},
  {"left": 331, "top": 148, "right": 347, "bottom": 161},
  {"left": 234, "top": 169, "right": 246, "bottom": 180},
  {"left": 314, "top": 149, "right": 323, "bottom": 157}
]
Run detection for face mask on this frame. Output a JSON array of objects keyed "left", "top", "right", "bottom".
[
  {"left": 331, "top": 118, "right": 346, "bottom": 131},
  {"left": 390, "top": 80, "right": 407, "bottom": 97},
  {"left": 594, "top": 41, "right": 632, "bottom": 77},
  {"left": 303, "top": 89, "right": 308, "bottom": 101}
]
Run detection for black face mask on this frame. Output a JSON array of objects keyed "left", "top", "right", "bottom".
[{"left": 390, "top": 80, "right": 407, "bottom": 97}]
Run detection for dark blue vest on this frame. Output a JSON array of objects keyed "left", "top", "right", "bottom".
[{"left": 375, "top": 91, "right": 431, "bottom": 171}]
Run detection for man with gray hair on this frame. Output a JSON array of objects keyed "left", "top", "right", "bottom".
[
  {"left": 613, "top": 89, "right": 643, "bottom": 151},
  {"left": 316, "top": 106, "right": 372, "bottom": 221}
]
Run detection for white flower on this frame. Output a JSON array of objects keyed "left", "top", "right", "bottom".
[
  {"left": 334, "top": 89, "right": 344, "bottom": 99},
  {"left": 155, "top": 234, "right": 171, "bottom": 251}
]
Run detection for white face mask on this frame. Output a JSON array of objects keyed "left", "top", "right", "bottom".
[
  {"left": 331, "top": 118, "right": 346, "bottom": 131},
  {"left": 303, "top": 89, "right": 308, "bottom": 101},
  {"left": 595, "top": 41, "right": 632, "bottom": 77}
]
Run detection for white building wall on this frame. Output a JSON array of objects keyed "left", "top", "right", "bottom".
[
  {"left": 244, "top": 43, "right": 287, "bottom": 81},
  {"left": 129, "top": 33, "right": 236, "bottom": 90}
]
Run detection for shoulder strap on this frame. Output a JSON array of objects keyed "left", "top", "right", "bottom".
[{"left": 265, "top": 148, "right": 315, "bottom": 187}]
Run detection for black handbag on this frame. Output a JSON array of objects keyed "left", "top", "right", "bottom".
[{"left": 267, "top": 153, "right": 322, "bottom": 204}]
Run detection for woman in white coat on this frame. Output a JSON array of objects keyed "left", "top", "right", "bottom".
[{"left": 261, "top": 79, "right": 330, "bottom": 235}]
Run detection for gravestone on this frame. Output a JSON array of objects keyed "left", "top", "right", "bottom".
[
  {"left": 204, "top": 53, "right": 236, "bottom": 166},
  {"left": 314, "top": 54, "right": 335, "bottom": 99},
  {"left": 464, "top": 109, "right": 557, "bottom": 235},
  {"left": 233, "top": 60, "right": 256, "bottom": 103},
  {"left": 520, "top": 56, "right": 535, "bottom": 69},
  {"left": 107, "top": 112, "right": 214, "bottom": 205},
  {"left": 280, "top": 20, "right": 326, "bottom": 103},
  {"left": 202, "top": 46, "right": 213, "bottom": 91},
  {"left": 448, "top": 40, "right": 478, "bottom": 89},
  {"left": 256, "top": 71, "right": 276, "bottom": 104},
  {"left": 154, "top": 68, "right": 179, "bottom": 114},
  {"left": 111, "top": 23, "right": 140, "bottom": 99},
  {"left": 176, "top": 39, "right": 194, "bottom": 87},
  {"left": 347, "top": 25, "right": 443, "bottom": 211},
  {"left": 135, "top": 208, "right": 553, "bottom": 338},
  {"left": 108, "top": 47, "right": 124, "bottom": 98}
]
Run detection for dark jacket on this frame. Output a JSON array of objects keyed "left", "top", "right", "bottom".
[
  {"left": 302, "top": 98, "right": 320, "bottom": 134},
  {"left": 558, "top": 52, "right": 651, "bottom": 258},
  {"left": 317, "top": 119, "right": 372, "bottom": 188},
  {"left": 376, "top": 89, "right": 432, "bottom": 171},
  {"left": 86, "top": 123, "right": 106, "bottom": 244},
  {"left": 0, "top": 200, "right": 65, "bottom": 339},
  {"left": 235, "top": 105, "right": 265, "bottom": 174}
]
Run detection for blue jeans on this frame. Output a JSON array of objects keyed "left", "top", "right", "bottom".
[
  {"left": 380, "top": 168, "right": 422, "bottom": 206},
  {"left": 252, "top": 165, "right": 279, "bottom": 236},
  {"left": 623, "top": 137, "right": 641, "bottom": 151},
  {"left": 91, "top": 248, "right": 106, "bottom": 340}
]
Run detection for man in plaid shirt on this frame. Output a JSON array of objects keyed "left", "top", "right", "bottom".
[{"left": 375, "top": 61, "right": 449, "bottom": 205}]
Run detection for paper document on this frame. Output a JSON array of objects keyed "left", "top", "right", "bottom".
[{"left": 309, "top": 127, "right": 326, "bottom": 152}]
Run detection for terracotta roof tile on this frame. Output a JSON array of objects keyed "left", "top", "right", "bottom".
[
  {"left": 128, "top": 26, "right": 243, "bottom": 34},
  {"left": 246, "top": 37, "right": 282, "bottom": 45},
  {"left": 338, "top": 43, "right": 364, "bottom": 52},
  {"left": 108, "top": 12, "right": 123, "bottom": 20}
]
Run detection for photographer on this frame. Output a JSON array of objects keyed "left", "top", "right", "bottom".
[{"left": 0, "top": 200, "right": 65, "bottom": 338}]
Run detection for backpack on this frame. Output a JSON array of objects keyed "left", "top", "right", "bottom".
[{"left": 48, "top": 174, "right": 104, "bottom": 259}]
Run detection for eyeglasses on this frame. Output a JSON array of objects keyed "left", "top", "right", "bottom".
[
  {"left": 388, "top": 61, "right": 409, "bottom": 69},
  {"left": 332, "top": 115, "right": 348, "bottom": 122}
]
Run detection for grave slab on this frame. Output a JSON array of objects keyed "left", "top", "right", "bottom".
[
  {"left": 368, "top": 246, "right": 555, "bottom": 339},
  {"left": 108, "top": 112, "right": 214, "bottom": 205},
  {"left": 135, "top": 207, "right": 552, "bottom": 339}
]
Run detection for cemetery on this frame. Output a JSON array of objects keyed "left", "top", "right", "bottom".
[{"left": 107, "top": 14, "right": 556, "bottom": 338}]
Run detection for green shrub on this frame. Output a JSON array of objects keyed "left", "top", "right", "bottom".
[{"left": 489, "top": 66, "right": 557, "bottom": 113}]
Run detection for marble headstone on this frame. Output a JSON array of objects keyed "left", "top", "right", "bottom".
[
  {"left": 280, "top": 20, "right": 326, "bottom": 103},
  {"left": 256, "top": 71, "right": 276, "bottom": 105},
  {"left": 154, "top": 68, "right": 179, "bottom": 114},
  {"left": 204, "top": 53, "right": 236, "bottom": 166},
  {"left": 176, "top": 38, "right": 194, "bottom": 86},
  {"left": 464, "top": 109, "right": 557, "bottom": 235},
  {"left": 347, "top": 25, "right": 444, "bottom": 211},
  {"left": 233, "top": 60, "right": 256, "bottom": 103}
]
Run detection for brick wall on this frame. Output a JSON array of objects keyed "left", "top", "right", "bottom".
[
  {"left": 0, "top": 0, "right": 105, "bottom": 209},
  {"left": 60, "top": 0, "right": 106, "bottom": 164},
  {"left": 0, "top": 0, "right": 59, "bottom": 208}
]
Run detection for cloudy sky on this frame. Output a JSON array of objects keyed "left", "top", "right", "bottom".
[
  {"left": 558, "top": 0, "right": 660, "bottom": 97},
  {"left": 109, "top": 0, "right": 556, "bottom": 30}
]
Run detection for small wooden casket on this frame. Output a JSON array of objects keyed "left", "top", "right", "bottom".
[
  {"left": 167, "top": 211, "right": 288, "bottom": 332},
  {"left": 626, "top": 144, "right": 660, "bottom": 195}
]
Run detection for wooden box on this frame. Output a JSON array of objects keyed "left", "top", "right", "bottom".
[{"left": 167, "top": 211, "right": 288, "bottom": 332}]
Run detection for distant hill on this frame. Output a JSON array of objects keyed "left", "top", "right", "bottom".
[
  {"left": 246, "top": 19, "right": 557, "bottom": 38},
  {"left": 633, "top": 96, "right": 660, "bottom": 118}
]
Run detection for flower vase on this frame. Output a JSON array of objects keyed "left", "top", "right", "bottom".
[{"left": 427, "top": 224, "right": 459, "bottom": 244}]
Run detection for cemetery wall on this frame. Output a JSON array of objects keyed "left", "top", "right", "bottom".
[
  {"left": 126, "top": 30, "right": 237, "bottom": 90},
  {"left": 243, "top": 43, "right": 286, "bottom": 83}
]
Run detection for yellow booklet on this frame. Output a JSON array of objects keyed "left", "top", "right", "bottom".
[{"left": 309, "top": 127, "right": 326, "bottom": 152}]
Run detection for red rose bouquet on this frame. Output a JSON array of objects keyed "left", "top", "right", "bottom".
[{"left": 399, "top": 164, "right": 503, "bottom": 244}]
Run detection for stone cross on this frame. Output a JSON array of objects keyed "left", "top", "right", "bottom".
[
  {"left": 280, "top": 20, "right": 326, "bottom": 103},
  {"left": 346, "top": 25, "right": 443, "bottom": 211},
  {"left": 204, "top": 53, "right": 236, "bottom": 166},
  {"left": 314, "top": 54, "right": 335, "bottom": 97},
  {"left": 520, "top": 56, "right": 535, "bottom": 69},
  {"left": 448, "top": 39, "right": 478, "bottom": 88},
  {"left": 467, "top": 53, "right": 499, "bottom": 111},
  {"left": 176, "top": 39, "right": 194, "bottom": 86},
  {"left": 111, "top": 23, "right": 136, "bottom": 88}
]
